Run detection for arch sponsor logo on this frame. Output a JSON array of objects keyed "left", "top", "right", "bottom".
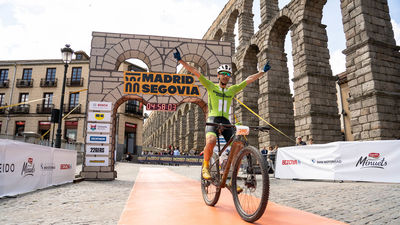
[
  {"left": 88, "top": 112, "right": 111, "bottom": 122},
  {"left": 85, "top": 157, "right": 109, "bottom": 166},
  {"left": 87, "top": 123, "right": 110, "bottom": 133},
  {"left": 86, "top": 145, "right": 109, "bottom": 155},
  {"left": 124, "top": 71, "right": 201, "bottom": 97},
  {"left": 89, "top": 101, "right": 112, "bottom": 111},
  {"left": 87, "top": 134, "right": 109, "bottom": 144},
  {"left": 356, "top": 152, "right": 388, "bottom": 169}
]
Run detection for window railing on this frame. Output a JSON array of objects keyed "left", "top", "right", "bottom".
[
  {"left": 16, "top": 79, "right": 33, "bottom": 88},
  {"left": 9, "top": 104, "right": 30, "bottom": 114},
  {"left": 66, "top": 78, "right": 84, "bottom": 87},
  {"left": 36, "top": 104, "right": 54, "bottom": 114},
  {"left": 0, "top": 79, "right": 9, "bottom": 88},
  {"left": 125, "top": 104, "right": 143, "bottom": 116},
  {"left": 0, "top": 103, "right": 7, "bottom": 114},
  {"left": 40, "top": 78, "right": 58, "bottom": 87},
  {"left": 63, "top": 104, "right": 81, "bottom": 114}
]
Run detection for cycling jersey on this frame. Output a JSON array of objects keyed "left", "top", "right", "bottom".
[{"left": 199, "top": 74, "right": 247, "bottom": 120}]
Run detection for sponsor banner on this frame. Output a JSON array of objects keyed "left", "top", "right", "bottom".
[
  {"left": 275, "top": 140, "right": 400, "bottom": 183},
  {"left": 85, "top": 157, "right": 109, "bottom": 166},
  {"left": 124, "top": 71, "right": 200, "bottom": 97},
  {"left": 87, "top": 123, "right": 111, "bottom": 133},
  {"left": 136, "top": 155, "right": 202, "bottom": 165},
  {"left": 0, "top": 140, "right": 76, "bottom": 197},
  {"left": 86, "top": 145, "right": 110, "bottom": 156},
  {"left": 88, "top": 112, "right": 111, "bottom": 122},
  {"left": 86, "top": 134, "right": 110, "bottom": 144},
  {"left": 89, "top": 101, "right": 112, "bottom": 111}
]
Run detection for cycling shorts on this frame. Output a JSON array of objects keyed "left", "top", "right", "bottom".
[{"left": 205, "top": 116, "right": 234, "bottom": 142}]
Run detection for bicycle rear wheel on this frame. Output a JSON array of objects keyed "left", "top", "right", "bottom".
[
  {"left": 231, "top": 146, "right": 269, "bottom": 222},
  {"left": 201, "top": 152, "right": 221, "bottom": 206}
]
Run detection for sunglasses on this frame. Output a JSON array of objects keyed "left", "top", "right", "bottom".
[{"left": 219, "top": 71, "right": 231, "bottom": 77}]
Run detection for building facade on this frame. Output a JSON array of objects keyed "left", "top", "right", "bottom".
[{"left": 0, "top": 52, "right": 144, "bottom": 159}]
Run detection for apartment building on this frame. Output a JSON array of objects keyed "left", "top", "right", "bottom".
[{"left": 0, "top": 51, "right": 144, "bottom": 158}]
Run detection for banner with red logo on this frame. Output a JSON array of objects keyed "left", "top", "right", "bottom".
[
  {"left": 0, "top": 140, "right": 76, "bottom": 197},
  {"left": 275, "top": 140, "right": 400, "bottom": 183}
]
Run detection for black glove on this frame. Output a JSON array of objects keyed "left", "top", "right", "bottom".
[
  {"left": 173, "top": 48, "right": 182, "bottom": 61},
  {"left": 263, "top": 61, "right": 271, "bottom": 72}
]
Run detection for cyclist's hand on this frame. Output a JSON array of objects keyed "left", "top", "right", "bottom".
[
  {"left": 173, "top": 48, "right": 182, "bottom": 61},
  {"left": 263, "top": 61, "right": 271, "bottom": 72}
]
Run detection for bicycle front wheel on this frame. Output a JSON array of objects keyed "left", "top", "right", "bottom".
[
  {"left": 231, "top": 146, "right": 269, "bottom": 222},
  {"left": 201, "top": 152, "right": 221, "bottom": 206}
]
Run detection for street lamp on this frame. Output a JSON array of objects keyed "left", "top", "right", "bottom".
[{"left": 55, "top": 44, "right": 74, "bottom": 148}]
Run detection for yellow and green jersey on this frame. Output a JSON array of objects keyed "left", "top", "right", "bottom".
[{"left": 199, "top": 74, "right": 247, "bottom": 120}]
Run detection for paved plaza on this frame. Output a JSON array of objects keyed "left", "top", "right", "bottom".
[{"left": 1, "top": 162, "right": 399, "bottom": 225}]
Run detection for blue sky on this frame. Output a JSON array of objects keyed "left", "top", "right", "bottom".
[{"left": 0, "top": 0, "right": 399, "bottom": 77}]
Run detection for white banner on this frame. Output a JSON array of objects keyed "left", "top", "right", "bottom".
[
  {"left": 86, "top": 145, "right": 110, "bottom": 155},
  {"left": 87, "top": 123, "right": 111, "bottom": 133},
  {"left": 275, "top": 140, "right": 400, "bottom": 183},
  {"left": 86, "top": 134, "right": 110, "bottom": 144},
  {"left": 89, "top": 101, "right": 112, "bottom": 111},
  {"left": 85, "top": 157, "right": 109, "bottom": 166},
  {"left": 0, "top": 140, "right": 76, "bottom": 197}
]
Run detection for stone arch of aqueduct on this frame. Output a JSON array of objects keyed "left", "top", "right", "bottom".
[{"left": 81, "top": 0, "right": 399, "bottom": 180}]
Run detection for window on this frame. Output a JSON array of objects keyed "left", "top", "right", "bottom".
[
  {"left": 19, "top": 93, "right": 29, "bottom": 103},
  {"left": 76, "top": 54, "right": 82, "bottom": 60},
  {"left": 69, "top": 93, "right": 79, "bottom": 107},
  {"left": 71, "top": 67, "right": 82, "bottom": 81},
  {"left": 0, "top": 93, "right": 5, "bottom": 105},
  {"left": 46, "top": 68, "right": 56, "bottom": 81},
  {"left": 43, "top": 93, "right": 53, "bottom": 107},
  {"left": 22, "top": 69, "right": 32, "bottom": 80},
  {"left": 0, "top": 69, "right": 8, "bottom": 82}
]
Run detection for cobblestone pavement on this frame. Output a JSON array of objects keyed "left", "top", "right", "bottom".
[{"left": 1, "top": 162, "right": 399, "bottom": 225}]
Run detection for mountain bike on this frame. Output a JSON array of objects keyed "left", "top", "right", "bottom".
[{"left": 200, "top": 122, "right": 270, "bottom": 223}]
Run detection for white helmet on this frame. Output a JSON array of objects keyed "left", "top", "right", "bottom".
[{"left": 217, "top": 64, "right": 232, "bottom": 74}]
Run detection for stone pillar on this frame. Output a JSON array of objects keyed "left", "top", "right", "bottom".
[
  {"left": 179, "top": 113, "right": 187, "bottom": 152},
  {"left": 260, "top": 0, "right": 279, "bottom": 27},
  {"left": 173, "top": 118, "right": 179, "bottom": 147},
  {"left": 341, "top": 0, "right": 400, "bottom": 140},
  {"left": 259, "top": 48, "right": 295, "bottom": 147},
  {"left": 238, "top": 10, "right": 254, "bottom": 46},
  {"left": 291, "top": 19, "right": 341, "bottom": 143},
  {"left": 193, "top": 105, "right": 206, "bottom": 152},
  {"left": 185, "top": 108, "right": 195, "bottom": 152}
]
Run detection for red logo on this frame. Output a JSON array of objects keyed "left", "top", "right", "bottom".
[
  {"left": 60, "top": 164, "right": 71, "bottom": 170},
  {"left": 368, "top": 153, "right": 380, "bottom": 158},
  {"left": 28, "top": 158, "right": 33, "bottom": 164},
  {"left": 282, "top": 160, "right": 299, "bottom": 165}
]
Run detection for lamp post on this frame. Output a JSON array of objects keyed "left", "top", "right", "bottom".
[{"left": 55, "top": 44, "right": 73, "bottom": 148}]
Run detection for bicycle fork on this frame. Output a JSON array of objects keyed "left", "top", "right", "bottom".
[{"left": 220, "top": 140, "right": 244, "bottom": 188}]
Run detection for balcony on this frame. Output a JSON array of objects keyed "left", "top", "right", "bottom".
[
  {"left": 66, "top": 78, "right": 84, "bottom": 87},
  {"left": 125, "top": 104, "right": 143, "bottom": 116},
  {"left": 0, "top": 103, "right": 7, "bottom": 114},
  {"left": 9, "top": 104, "right": 30, "bottom": 114},
  {"left": 0, "top": 79, "right": 9, "bottom": 88},
  {"left": 64, "top": 104, "right": 81, "bottom": 114},
  {"left": 16, "top": 79, "right": 34, "bottom": 88},
  {"left": 36, "top": 104, "right": 54, "bottom": 114},
  {"left": 40, "top": 78, "right": 58, "bottom": 87}
]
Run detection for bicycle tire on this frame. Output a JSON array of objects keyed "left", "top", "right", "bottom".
[
  {"left": 201, "top": 152, "right": 221, "bottom": 206},
  {"left": 231, "top": 146, "right": 269, "bottom": 222}
]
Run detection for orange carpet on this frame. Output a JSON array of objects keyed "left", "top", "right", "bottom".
[{"left": 118, "top": 168, "right": 347, "bottom": 225}]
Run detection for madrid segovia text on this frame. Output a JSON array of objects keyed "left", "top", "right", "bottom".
[{"left": 124, "top": 71, "right": 200, "bottom": 97}]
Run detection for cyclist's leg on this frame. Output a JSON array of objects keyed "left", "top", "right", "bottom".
[{"left": 203, "top": 124, "right": 217, "bottom": 179}]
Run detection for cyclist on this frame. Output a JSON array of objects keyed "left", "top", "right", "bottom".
[{"left": 173, "top": 48, "right": 270, "bottom": 180}]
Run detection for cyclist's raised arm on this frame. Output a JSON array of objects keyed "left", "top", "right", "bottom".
[
  {"left": 245, "top": 61, "right": 271, "bottom": 85},
  {"left": 174, "top": 48, "right": 201, "bottom": 79}
]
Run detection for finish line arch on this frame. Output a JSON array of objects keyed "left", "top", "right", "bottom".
[{"left": 80, "top": 32, "right": 232, "bottom": 180}]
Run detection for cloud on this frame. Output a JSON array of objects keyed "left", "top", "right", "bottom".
[
  {"left": 330, "top": 50, "right": 346, "bottom": 76},
  {"left": 0, "top": 0, "right": 226, "bottom": 60},
  {"left": 392, "top": 19, "right": 400, "bottom": 45}
]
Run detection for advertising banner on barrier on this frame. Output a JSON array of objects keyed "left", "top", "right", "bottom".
[
  {"left": 0, "top": 140, "right": 76, "bottom": 197},
  {"left": 275, "top": 140, "right": 400, "bottom": 183}
]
